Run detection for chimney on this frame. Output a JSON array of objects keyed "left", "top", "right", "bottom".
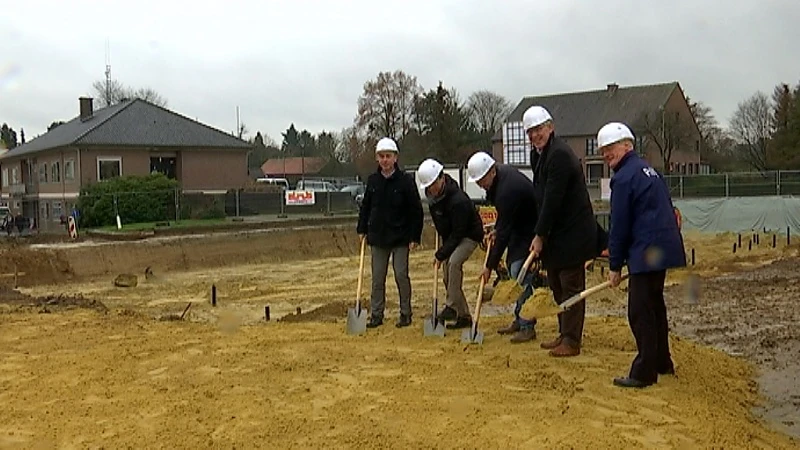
[
  {"left": 79, "top": 97, "right": 94, "bottom": 122},
  {"left": 607, "top": 83, "right": 619, "bottom": 94}
]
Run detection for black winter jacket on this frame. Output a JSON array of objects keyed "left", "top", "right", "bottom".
[
  {"left": 530, "top": 132, "right": 598, "bottom": 270},
  {"left": 485, "top": 164, "right": 538, "bottom": 270},
  {"left": 357, "top": 164, "right": 424, "bottom": 249},
  {"left": 428, "top": 174, "right": 485, "bottom": 262}
]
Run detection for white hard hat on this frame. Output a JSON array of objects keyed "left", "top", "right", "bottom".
[
  {"left": 375, "top": 137, "right": 398, "bottom": 153},
  {"left": 597, "top": 122, "right": 634, "bottom": 149},
  {"left": 467, "top": 151, "right": 496, "bottom": 182},
  {"left": 416, "top": 158, "right": 444, "bottom": 189},
  {"left": 522, "top": 105, "right": 552, "bottom": 131}
]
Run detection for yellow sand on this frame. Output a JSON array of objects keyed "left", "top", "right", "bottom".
[
  {"left": 520, "top": 288, "right": 562, "bottom": 319},
  {"left": 489, "top": 279, "right": 523, "bottom": 305}
]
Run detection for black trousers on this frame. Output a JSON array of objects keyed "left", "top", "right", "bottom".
[
  {"left": 627, "top": 270, "right": 674, "bottom": 383},
  {"left": 547, "top": 264, "right": 586, "bottom": 347}
]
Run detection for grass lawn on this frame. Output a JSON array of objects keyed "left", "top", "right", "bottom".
[{"left": 91, "top": 218, "right": 228, "bottom": 232}]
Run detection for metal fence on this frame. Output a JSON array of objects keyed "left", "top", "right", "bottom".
[{"left": 663, "top": 170, "right": 800, "bottom": 199}]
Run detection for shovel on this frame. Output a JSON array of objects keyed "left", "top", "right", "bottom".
[
  {"left": 490, "top": 250, "right": 539, "bottom": 305},
  {"left": 346, "top": 237, "right": 369, "bottom": 335},
  {"left": 461, "top": 239, "right": 493, "bottom": 345},
  {"left": 521, "top": 273, "right": 631, "bottom": 320},
  {"left": 423, "top": 234, "right": 446, "bottom": 338}
]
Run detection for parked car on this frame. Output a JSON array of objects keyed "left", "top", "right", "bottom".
[
  {"left": 340, "top": 184, "right": 365, "bottom": 208},
  {"left": 295, "top": 180, "right": 338, "bottom": 192}
]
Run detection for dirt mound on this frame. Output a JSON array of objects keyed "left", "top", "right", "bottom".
[
  {"left": 0, "top": 285, "right": 107, "bottom": 313},
  {"left": 278, "top": 301, "right": 349, "bottom": 323},
  {"left": 0, "top": 244, "right": 74, "bottom": 287}
]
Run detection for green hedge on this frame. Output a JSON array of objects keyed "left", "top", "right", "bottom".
[{"left": 76, "top": 174, "right": 179, "bottom": 227}]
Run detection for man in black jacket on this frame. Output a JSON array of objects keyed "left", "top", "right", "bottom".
[
  {"left": 357, "top": 137, "right": 425, "bottom": 329},
  {"left": 467, "top": 151, "right": 540, "bottom": 343},
  {"left": 416, "top": 158, "right": 484, "bottom": 329},
  {"left": 524, "top": 105, "right": 598, "bottom": 357}
]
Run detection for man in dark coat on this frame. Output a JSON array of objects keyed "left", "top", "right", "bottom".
[
  {"left": 467, "top": 151, "right": 540, "bottom": 343},
  {"left": 357, "top": 137, "right": 424, "bottom": 329},
  {"left": 524, "top": 105, "right": 598, "bottom": 357},
  {"left": 416, "top": 158, "right": 485, "bottom": 329},
  {"left": 597, "top": 122, "right": 686, "bottom": 388}
]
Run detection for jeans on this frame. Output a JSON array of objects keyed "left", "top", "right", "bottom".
[{"left": 509, "top": 258, "right": 537, "bottom": 330}]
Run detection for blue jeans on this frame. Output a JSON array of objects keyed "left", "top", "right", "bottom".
[{"left": 509, "top": 259, "right": 537, "bottom": 330}]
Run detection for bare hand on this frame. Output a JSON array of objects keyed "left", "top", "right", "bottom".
[
  {"left": 609, "top": 270, "right": 622, "bottom": 288},
  {"left": 358, "top": 234, "right": 366, "bottom": 242},
  {"left": 479, "top": 267, "right": 492, "bottom": 284},
  {"left": 434, "top": 259, "right": 442, "bottom": 270},
  {"left": 409, "top": 242, "right": 418, "bottom": 251},
  {"left": 529, "top": 235, "right": 544, "bottom": 257}
]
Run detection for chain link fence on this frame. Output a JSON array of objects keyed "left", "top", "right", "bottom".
[{"left": 663, "top": 170, "right": 800, "bottom": 199}]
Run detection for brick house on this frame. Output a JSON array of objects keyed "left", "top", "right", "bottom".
[
  {"left": 260, "top": 157, "right": 328, "bottom": 186},
  {"left": 0, "top": 97, "right": 252, "bottom": 231},
  {"left": 491, "top": 82, "right": 707, "bottom": 186}
]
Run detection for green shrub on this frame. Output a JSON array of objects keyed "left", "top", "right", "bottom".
[{"left": 76, "top": 174, "right": 179, "bottom": 227}]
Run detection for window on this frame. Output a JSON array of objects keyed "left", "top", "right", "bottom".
[
  {"left": 635, "top": 136, "right": 646, "bottom": 156},
  {"left": 39, "top": 163, "right": 48, "bottom": 183},
  {"left": 585, "top": 138, "right": 598, "bottom": 156},
  {"left": 11, "top": 167, "right": 19, "bottom": 185},
  {"left": 64, "top": 159, "right": 75, "bottom": 181},
  {"left": 502, "top": 121, "right": 530, "bottom": 165},
  {"left": 149, "top": 156, "right": 176, "bottom": 179},
  {"left": 51, "top": 161, "right": 61, "bottom": 183},
  {"left": 1, "top": 168, "right": 7, "bottom": 187},
  {"left": 97, "top": 157, "right": 122, "bottom": 181},
  {"left": 52, "top": 201, "right": 63, "bottom": 219},
  {"left": 586, "top": 163, "right": 603, "bottom": 184}
]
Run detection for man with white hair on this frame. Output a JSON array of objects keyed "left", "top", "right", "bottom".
[
  {"left": 597, "top": 122, "right": 685, "bottom": 388},
  {"left": 524, "top": 105, "right": 598, "bottom": 357},
  {"left": 357, "top": 137, "right": 424, "bottom": 329}
]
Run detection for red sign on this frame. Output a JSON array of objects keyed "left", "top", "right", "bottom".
[
  {"left": 479, "top": 206, "right": 497, "bottom": 228},
  {"left": 285, "top": 190, "right": 316, "bottom": 206}
]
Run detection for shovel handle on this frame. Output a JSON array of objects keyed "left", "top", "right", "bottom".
[
  {"left": 516, "top": 251, "right": 538, "bottom": 285},
  {"left": 355, "top": 237, "right": 367, "bottom": 309},
  {"left": 470, "top": 240, "right": 493, "bottom": 337},
  {"left": 561, "top": 273, "right": 630, "bottom": 311},
  {"left": 433, "top": 234, "right": 439, "bottom": 299}
]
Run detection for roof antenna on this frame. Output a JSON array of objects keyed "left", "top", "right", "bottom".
[{"left": 105, "top": 38, "right": 111, "bottom": 106}]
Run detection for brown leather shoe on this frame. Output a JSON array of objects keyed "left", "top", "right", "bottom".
[
  {"left": 510, "top": 328, "right": 536, "bottom": 343},
  {"left": 497, "top": 321, "right": 520, "bottom": 335},
  {"left": 549, "top": 342, "right": 580, "bottom": 357},
  {"left": 540, "top": 337, "right": 562, "bottom": 350}
]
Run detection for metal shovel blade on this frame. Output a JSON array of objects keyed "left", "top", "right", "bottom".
[
  {"left": 346, "top": 307, "right": 367, "bottom": 335},
  {"left": 423, "top": 316, "right": 445, "bottom": 337},
  {"left": 461, "top": 328, "right": 484, "bottom": 345}
]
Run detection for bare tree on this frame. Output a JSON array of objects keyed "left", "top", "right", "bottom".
[
  {"left": 237, "top": 122, "right": 249, "bottom": 140},
  {"left": 92, "top": 80, "right": 168, "bottom": 107},
  {"left": 640, "top": 108, "right": 696, "bottom": 174},
  {"left": 355, "top": 70, "right": 423, "bottom": 140},
  {"left": 466, "top": 90, "right": 513, "bottom": 135},
  {"left": 729, "top": 91, "right": 773, "bottom": 172}
]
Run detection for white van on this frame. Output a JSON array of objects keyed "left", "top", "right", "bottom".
[
  {"left": 255, "top": 178, "right": 289, "bottom": 190},
  {"left": 295, "top": 180, "right": 337, "bottom": 192}
]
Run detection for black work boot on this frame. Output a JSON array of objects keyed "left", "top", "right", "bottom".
[
  {"left": 446, "top": 316, "right": 472, "bottom": 329},
  {"left": 437, "top": 306, "right": 457, "bottom": 323},
  {"left": 395, "top": 314, "right": 412, "bottom": 328},
  {"left": 366, "top": 317, "right": 383, "bottom": 328}
]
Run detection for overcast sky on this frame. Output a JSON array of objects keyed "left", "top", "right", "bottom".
[{"left": 2, "top": 0, "right": 799, "bottom": 144}]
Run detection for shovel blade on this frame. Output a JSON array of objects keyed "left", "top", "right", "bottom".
[
  {"left": 491, "top": 280, "right": 524, "bottom": 306},
  {"left": 460, "top": 328, "right": 484, "bottom": 345},
  {"left": 346, "top": 307, "right": 368, "bottom": 335},
  {"left": 423, "top": 317, "right": 446, "bottom": 337}
]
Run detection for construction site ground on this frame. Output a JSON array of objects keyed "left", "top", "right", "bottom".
[{"left": 0, "top": 222, "right": 798, "bottom": 448}]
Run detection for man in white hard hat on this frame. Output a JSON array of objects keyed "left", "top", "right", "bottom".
[
  {"left": 597, "top": 122, "right": 685, "bottom": 388},
  {"left": 524, "top": 105, "right": 598, "bottom": 357},
  {"left": 417, "top": 158, "right": 485, "bottom": 329},
  {"left": 357, "top": 137, "right": 424, "bottom": 329},
  {"left": 467, "top": 151, "right": 541, "bottom": 343}
]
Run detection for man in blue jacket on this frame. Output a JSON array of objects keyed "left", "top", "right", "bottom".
[
  {"left": 597, "top": 122, "right": 686, "bottom": 388},
  {"left": 357, "top": 137, "right": 424, "bottom": 329}
]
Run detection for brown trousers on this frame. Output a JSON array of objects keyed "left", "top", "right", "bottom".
[{"left": 547, "top": 264, "right": 586, "bottom": 347}]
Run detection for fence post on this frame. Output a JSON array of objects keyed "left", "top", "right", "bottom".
[
  {"left": 235, "top": 189, "right": 240, "bottom": 217},
  {"left": 174, "top": 188, "right": 180, "bottom": 222},
  {"left": 278, "top": 190, "right": 287, "bottom": 218},
  {"left": 326, "top": 191, "right": 332, "bottom": 216},
  {"left": 679, "top": 176, "right": 684, "bottom": 199},
  {"left": 725, "top": 174, "right": 729, "bottom": 197},
  {"left": 777, "top": 171, "right": 781, "bottom": 196}
]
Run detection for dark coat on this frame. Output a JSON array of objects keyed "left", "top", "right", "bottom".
[
  {"left": 608, "top": 152, "right": 686, "bottom": 274},
  {"left": 357, "top": 164, "right": 424, "bottom": 249},
  {"left": 429, "top": 174, "right": 485, "bottom": 262},
  {"left": 485, "top": 164, "right": 538, "bottom": 270},
  {"left": 530, "top": 132, "right": 598, "bottom": 270}
]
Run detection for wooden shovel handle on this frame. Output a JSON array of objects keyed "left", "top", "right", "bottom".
[
  {"left": 472, "top": 240, "right": 493, "bottom": 333},
  {"left": 516, "top": 251, "right": 538, "bottom": 285},
  {"left": 355, "top": 237, "right": 367, "bottom": 308},
  {"left": 561, "top": 273, "right": 630, "bottom": 311},
  {"left": 433, "top": 234, "right": 439, "bottom": 298}
]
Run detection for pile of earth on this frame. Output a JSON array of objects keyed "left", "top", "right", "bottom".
[{"left": 0, "top": 285, "right": 107, "bottom": 313}]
